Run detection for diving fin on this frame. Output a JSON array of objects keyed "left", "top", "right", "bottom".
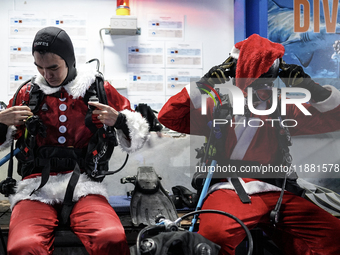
[
  {"left": 121, "top": 166, "right": 178, "bottom": 227},
  {"left": 297, "top": 178, "right": 340, "bottom": 217}
]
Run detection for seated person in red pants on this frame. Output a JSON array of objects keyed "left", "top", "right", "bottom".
[
  {"left": 0, "top": 26, "right": 149, "bottom": 255},
  {"left": 158, "top": 34, "right": 340, "bottom": 255}
]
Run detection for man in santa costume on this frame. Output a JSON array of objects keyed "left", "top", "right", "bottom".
[
  {"left": 158, "top": 34, "right": 340, "bottom": 254},
  {"left": 0, "top": 26, "right": 149, "bottom": 254}
]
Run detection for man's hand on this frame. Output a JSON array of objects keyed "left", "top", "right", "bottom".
[
  {"left": 278, "top": 62, "right": 309, "bottom": 87},
  {"left": 279, "top": 60, "right": 331, "bottom": 102},
  {"left": 88, "top": 101, "right": 119, "bottom": 127},
  {"left": 135, "top": 103, "right": 163, "bottom": 132},
  {"left": 197, "top": 56, "right": 236, "bottom": 93},
  {"left": 0, "top": 106, "right": 33, "bottom": 126}
]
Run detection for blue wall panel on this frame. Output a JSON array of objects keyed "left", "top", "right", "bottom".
[{"left": 234, "top": 0, "right": 268, "bottom": 43}]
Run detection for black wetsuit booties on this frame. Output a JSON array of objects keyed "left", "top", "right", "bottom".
[{"left": 32, "top": 26, "right": 77, "bottom": 87}]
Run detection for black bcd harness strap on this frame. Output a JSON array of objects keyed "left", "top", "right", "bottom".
[
  {"left": 230, "top": 177, "right": 251, "bottom": 204},
  {"left": 59, "top": 163, "right": 81, "bottom": 226}
]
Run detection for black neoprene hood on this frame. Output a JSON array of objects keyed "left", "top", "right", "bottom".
[{"left": 32, "top": 26, "right": 77, "bottom": 86}]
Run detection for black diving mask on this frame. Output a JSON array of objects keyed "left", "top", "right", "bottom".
[{"left": 252, "top": 83, "right": 274, "bottom": 102}]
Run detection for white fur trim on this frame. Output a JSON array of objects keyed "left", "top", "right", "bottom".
[
  {"left": 207, "top": 178, "right": 281, "bottom": 197},
  {"left": 229, "top": 45, "right": 240, "bottom": 60},
  {"left": 117, "top": 109, "right": 149, "bottom": 153},
  {"left": 34, "top": 75, "right": 60, "bottom": 95},
  {"left": 310, "top": 85, "right": 340, "bottom": 113},
  {"left": 34, "top": 65, "right": 97, "bottom": 99},
  {"left": 9, "top": 172, "right": 108, "bottom": 210},
  {"left": 0, "top": 125, "right": 16, "bottom": 151},
  {"left": 63, "top": 66, "right": 97, "bottom": 99}
]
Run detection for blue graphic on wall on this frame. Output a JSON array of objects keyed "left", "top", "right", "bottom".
[{"left": 268, "top": 0, "right": 340, "bottom": 84}]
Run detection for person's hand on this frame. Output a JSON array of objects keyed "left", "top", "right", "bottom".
[
  {"left": 197, "top": 56, "right": 236, "bottom": 93},
  {"left": 88, "top": 101, "right": 119, "bottom": 127},
  {"left": 279, "top": 60, "right": 331, "bottom": 102},
  {"left": 0, "top": 106, "right": 33, "bottom": 126},
  {"left": 135, "top": 103, "right": 163, "bottom": 132},
  {"left": 278, "top": 61, "right": 309, "bottom": 87}
]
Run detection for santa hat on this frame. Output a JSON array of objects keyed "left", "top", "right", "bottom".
[{"left": 229, "top": 34, "right": 285, "bottom": 96}]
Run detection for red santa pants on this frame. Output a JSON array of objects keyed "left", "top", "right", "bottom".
[
  {"left": 7, "top": 194, "right": 130, "bottom": 255},
  {"left": 198, "top": 189, "right": 340, "bottom": 255}
]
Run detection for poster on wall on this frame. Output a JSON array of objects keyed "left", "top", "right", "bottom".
[
  {"left": 72, "top": 40, "right": 89, "bottom": 66},
  {"left": 165, "top": 42, "right": 203, "bottom": 68},
  {"left": 8, "top": 39, "right": 35, "bottom": 66},
  {"left": 127, "top": 41, "right": 165, "bottom": 68},
  {"left": 127, "top": 68, "right": 165, "bottom": 96},
  {"left": 268, "top": 0, "right": 340, "bottom": 88},
  {"left": 49, "top": 13, "right": 87, "bottom": 38},
  {"left": 165, "top": 69, "right": 202, "bottom": 96},
  {"left": 146, "top": 14, "right": 184, "bottom": 41},
  {"left": 8, "top": 11, "right": 48, "bottom": 38}
]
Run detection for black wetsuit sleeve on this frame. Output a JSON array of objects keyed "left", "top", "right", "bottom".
[
  {"left": 0, "top": 123, "right": 8, "bottom": 144},
  {"left": 300, "top": 79, "right": 331, "bottom": 102},
  {"left": 114, "top": 113, "right": 130, "bottom": 139}
]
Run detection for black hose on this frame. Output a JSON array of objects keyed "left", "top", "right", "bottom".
[
  {"left": 176, "top": 209, "right": 253, "bottom": 255},
  {"left": 105, "top": 153, "right": 129, "bottom": 175}
]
